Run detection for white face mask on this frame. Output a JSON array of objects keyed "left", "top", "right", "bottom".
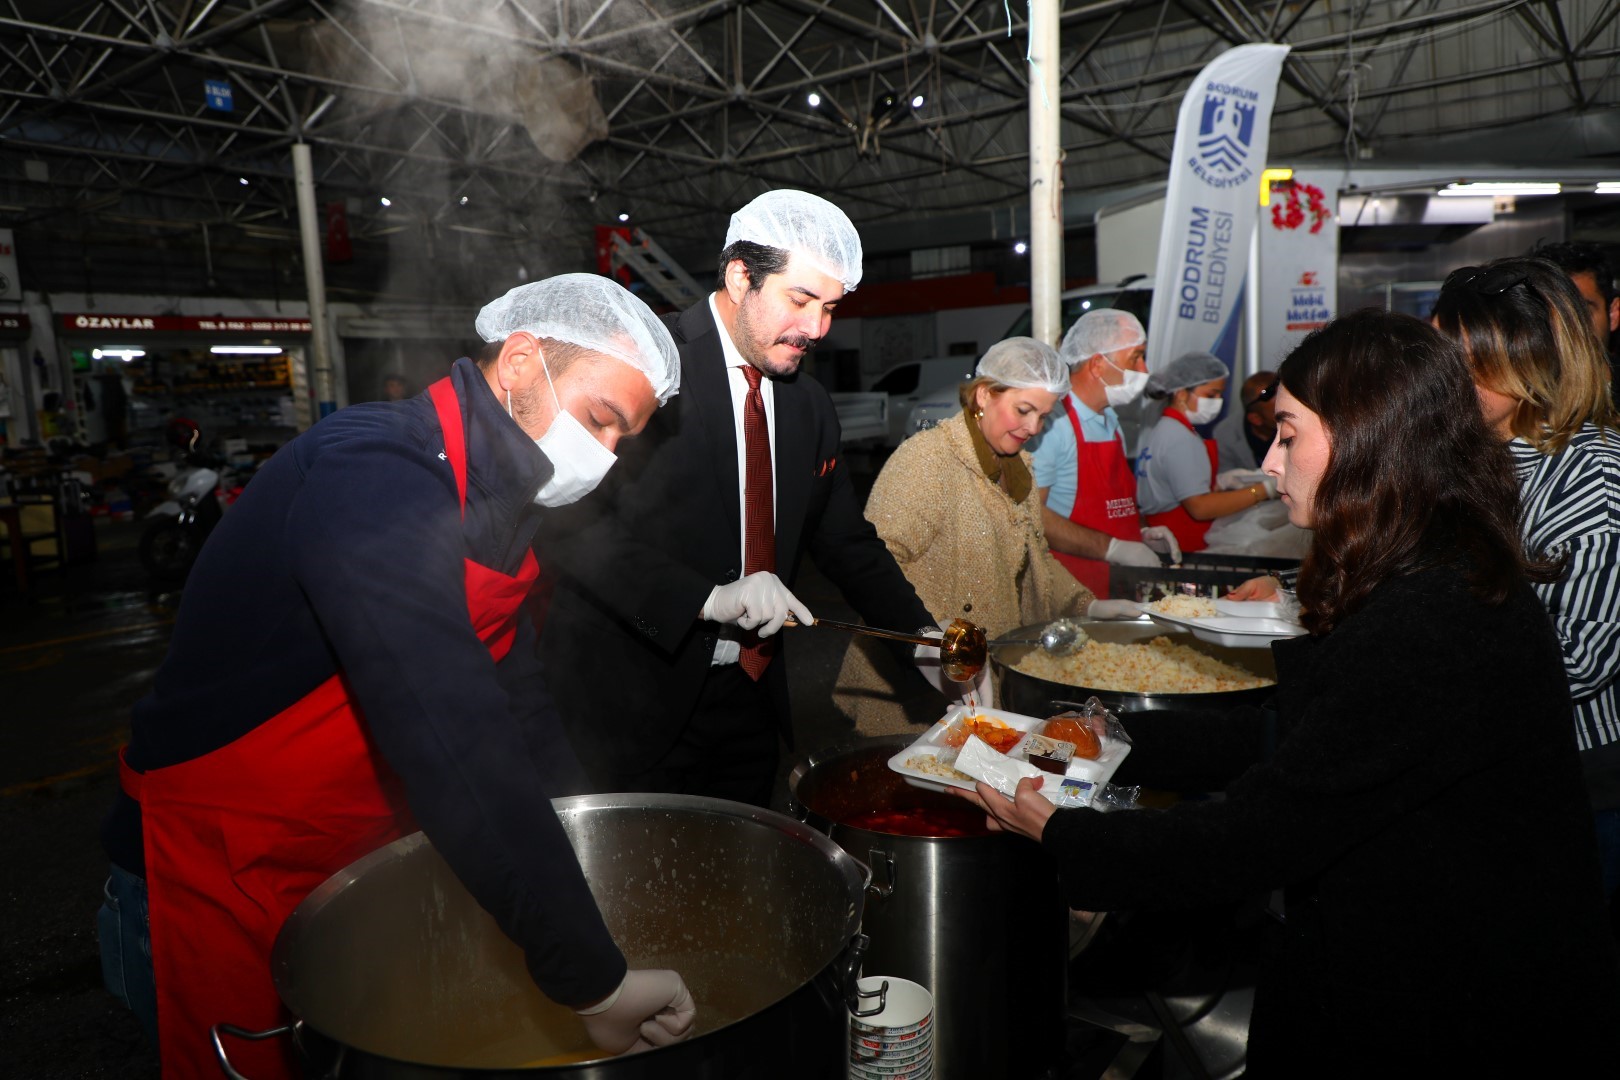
[
  {"left": 523, "top": 355, "right": 616, "bottom": 507},
  {"left": 1185, "top": 395, "right": 1223, "bottom": 426},
  {"left": 1101, "top": 360, "right": 1149, "bottom": 408}
]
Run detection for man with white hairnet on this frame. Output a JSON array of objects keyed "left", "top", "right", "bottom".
[
  {"left": 1136, "top": 350, "right": 1277, "bottom": 553},
  {"left": 1027, "top": 309, "right": 1180, "bottom": 597},
  {"left": 538, "top": 189, "right": 936, "bottom": 805},
  {"left": 97, "top": 274, "right": 696, "bottom": 1077}
]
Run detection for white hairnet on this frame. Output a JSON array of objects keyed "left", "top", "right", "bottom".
[
  {"left": 1146, "top": 351, "right": 1229, "bottom": 398},
  {"left": 975, "top": 337, "right": 1069, "bottom": 395},
  {"left": 475, "top": 274, "right": 680, "bottom": 405},
  {"left": 724, "top": 189, "right": 863, "bottom": 292},
  {"left": 1059, "top": 309, "right": 1146, "bottom": 367}
]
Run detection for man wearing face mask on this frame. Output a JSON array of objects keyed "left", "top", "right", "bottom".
[
  {"left": 537, "top": 190, "right": 938, "bottom": 805},
  {"left": 96, "top": 275, "right": 698, "bottom": 1078},
  {"left": 1027, "top": 309, "right": 1180, "bottom": 598}
]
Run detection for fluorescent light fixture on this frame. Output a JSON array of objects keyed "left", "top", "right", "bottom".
[
  {"left": 1437, "top": 182, "right": 1560, "bottom": 197},
  {"left": 238, "top": 177, "right": 249, "bottom": 186},
  {"left": 807, "top": 92, "right": 821, "bottom": 108},
  {"left": 92, "top": 348, "right": 145, "bottom": 361},
  {"left": 380, "top": 196, "right": 392, "bottom": 207},
  {"left": 1013, "top": 241, "right": 1028, "bottom": 255},
  {"left": 911, "top": 95, "right": 925, "bottom": 108},
  {"left": 210, "top": 345, "right": 283, "bottom": 356},
  {"left": 1596, "top": 182, "right": 1620, "bottom": 194}
]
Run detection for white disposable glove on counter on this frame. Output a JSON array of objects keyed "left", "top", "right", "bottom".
[
  {"left": 1103, "top": 537, "right": 1161, "bottom": 568},
  {"left": 701, "top": 572, "right": 812, "bottom": 637},
  {"left": 1086, "top": 599, "right": 1145, "bottom": 621},
  {"left": 576, "top": 969, "right": 697, "bottom": 1055},
  {"left": 915, "top": 630, "right": 994, "bottom": 704},
  {"left": 1138, "top": 526, "right": 1182, "bottom": 565},
  {"left": 1216, "top": 468, "right": 1267, "bottom": 491}
]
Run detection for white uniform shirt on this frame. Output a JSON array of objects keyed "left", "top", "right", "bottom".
[{"left": 708, "top": 292, "right": 778, "bottom": 665}]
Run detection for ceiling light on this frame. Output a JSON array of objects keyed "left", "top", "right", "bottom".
[
  {"left": 911, "top": 95, "right": 925, "bottom": 108},
  {"left": 92, "top": 348, "right": 145, "bottom": 361},
  {"left": 1014, "top": 241, "right": 1027, "bottom": 255},
  {"left": 380, "top": 196, "right": 392, "bottom": 207},
  {"left": 807, "top": 92, "right": 821, "bottom": 108},
  {"left": 238, "top": 177, "right": 249, "bottom": 186},
  {"left": 210, "top": 345, "right": 283, "bottom": 355},
  {"left": 617, "top": 212, "right": 630, "bottom": 222},
  {"left": 458, "top": 195, "right": 469, "bottom": 206},
  {"left": 1437, "top": 182, "right": 1560, "bottom": 197},
  {"left": 1596, "top": 182, "right": 1620, "bottom": 194}
]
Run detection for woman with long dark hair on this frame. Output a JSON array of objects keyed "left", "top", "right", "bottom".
[
  {"left": 955, "top": 310, "right": 1620, "bottom": 1072},
  {"left": 1430, "top": 255, "right": 1620, "bottom": 913}
]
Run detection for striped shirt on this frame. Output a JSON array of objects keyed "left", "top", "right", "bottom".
[{"left": 1510, "top": 425, "right": 1620, "bottom": 753}]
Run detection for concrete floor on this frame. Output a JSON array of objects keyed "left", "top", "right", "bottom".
[{"left": 1, "top": 510, "right": 1212, "bottom": 1079}]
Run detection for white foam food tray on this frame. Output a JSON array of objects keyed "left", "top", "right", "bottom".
[{"left": 886, "top": 704, "right": 1130, "bottom": 802}]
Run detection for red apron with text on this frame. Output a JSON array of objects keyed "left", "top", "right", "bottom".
[
  {"left": 121, "top": 376, "right": 538, "bottom": 1079},
  {"left": 1053, "top": 397, "right": 1141, "bottom": 599},
  {"left": 1143, "top": 408, "right": 1219, "bottom": 554}
]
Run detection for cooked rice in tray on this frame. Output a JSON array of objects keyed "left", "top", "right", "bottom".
[
  {"left": 1147, "top": 595, "right": 1219, "bottom": 618},
  {"left": 1013, "top": 636, "right": 1272, "bottom": 694},
  {"left": 904, "top": 753, "right": 973, "bottom": 782}
]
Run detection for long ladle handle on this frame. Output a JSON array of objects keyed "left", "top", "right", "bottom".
[{"left": 784, "top": 616, "right": 936, "bottom": 648}]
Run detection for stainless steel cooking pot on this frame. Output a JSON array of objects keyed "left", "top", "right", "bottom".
[
  {"left": 789, "top": 736, "right": 1068, "bottom": 1079},
  {"left": 216, "top": 794, "right": 869, "bottom": 1078},
  {"left": 993, "top": 618, "right": 1278, "bottom": 716}
]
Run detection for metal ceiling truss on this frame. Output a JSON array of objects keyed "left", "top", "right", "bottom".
[{"left": 0, "top": 0, "right": 1616, "bottom": 301}]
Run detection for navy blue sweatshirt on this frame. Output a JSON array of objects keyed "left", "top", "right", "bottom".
[{"left": 101, "top": 358, "right": 626, "bottom": 1007}]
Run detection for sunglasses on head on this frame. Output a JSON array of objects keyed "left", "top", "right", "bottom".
[
  {"left": 1448, "top": 264, "right": 1530, "bottom": 296},
  {"left": 1248, "top": 377, "right": 1280, "bottom": 407}
]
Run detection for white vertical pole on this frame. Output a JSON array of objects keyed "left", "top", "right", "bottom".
[
  {"left": 292, "top": 143, "right": 336, "bottom": 423},
  {"left": 1243, "top": 225, "right": 1261, "bottom": 380},
  {"left": 1028, "top": 0, "right": 1063, "bottom": 347}
]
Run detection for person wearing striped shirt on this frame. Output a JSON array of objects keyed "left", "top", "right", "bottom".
[{"left": 1431, "top": 255, "right": 1620, "bottom": 918}]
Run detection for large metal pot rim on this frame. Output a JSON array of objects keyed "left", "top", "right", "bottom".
[{"left": 272, "top": 792, "right": 871, "bottom": 997}]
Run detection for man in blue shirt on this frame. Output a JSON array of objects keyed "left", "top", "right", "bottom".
[{"left": 1028, "top": 310, "right": 1178, "bottom": 597}]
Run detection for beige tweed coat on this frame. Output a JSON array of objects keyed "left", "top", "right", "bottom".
[{"left": 833, "top": 411, "right": 1095, "bottom": 735}]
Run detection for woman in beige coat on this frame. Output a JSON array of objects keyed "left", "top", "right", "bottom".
[{"left": 835, "top": 338, "right": 1131, "bottom": 735}]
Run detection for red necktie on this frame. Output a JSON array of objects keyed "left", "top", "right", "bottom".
[{"left": 739, "top": 364, "right": 775, "bottom": 680}]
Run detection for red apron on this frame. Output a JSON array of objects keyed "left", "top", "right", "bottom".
[
  {"left": 121, "top": 376, "right": 539, "bottom": 1079},
  {"left": 1052, "top": 396, "right": 1141, "bottom": 599},
  {"left": 1143, "top": 408, "right": 1219, "bottom": 554}
]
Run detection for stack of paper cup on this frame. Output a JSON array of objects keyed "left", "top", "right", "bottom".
[{"left": 848, "top": 975, "right": 934, "bottom": 1079}]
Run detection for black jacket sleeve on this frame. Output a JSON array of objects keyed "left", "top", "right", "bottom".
[{"left": 284, "top": 432, "right": 626, "bottom": 1006}]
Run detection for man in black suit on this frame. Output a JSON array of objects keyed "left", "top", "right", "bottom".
[{"left": 536, "top": 190, "right": 943, "bottom": 804}]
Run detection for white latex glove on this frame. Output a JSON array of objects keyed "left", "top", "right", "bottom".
[
  {"left": 577, "top": 969, "right": 697, "bottom": 1055},
  {"left": 1260, "top": 475, "right": 1279, "bottom": 499},
  {"left": 1104, "top": 537, "right": 1162, "bottom": 568},
  {"left": 915, "top": 630, "right": 994, "bottom": 704},
  {"left": 701, "top": 572, "right": 812, "bottom": 637},
  {"left": 1216, "top": 468, "right": 1267, "bottom": 491},
  {"left": 1138, "top": 525, "right": 1182, "bottom": 565},
  {"left": 1087, "top": 599, "right": 1145, "bottom": 621}
]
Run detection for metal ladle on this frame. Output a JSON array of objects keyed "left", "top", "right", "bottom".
[
  {"left": 991, "top": 617, "right": 1086, "bottom": 657},
  {"left": 785, "top": 615, "right": 988, "bottom": 683}
]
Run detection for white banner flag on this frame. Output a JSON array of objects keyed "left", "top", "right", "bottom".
[
  {"left": 1256, "top": 169, "right": 1339, "bottom": 371},
  {"left": 1147, "top": 44, "right": 1290, "bottom": 374}
]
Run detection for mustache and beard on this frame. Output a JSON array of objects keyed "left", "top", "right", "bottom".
[{"left": 735, "top": 290, "right": 818, "bottom": 378}]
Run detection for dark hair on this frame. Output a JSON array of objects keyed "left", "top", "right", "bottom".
[
  {"left": 1281, "top": 309, "right": 1555, "bottom": 635},
  {"left": 716, "top": 240, "right": 789, "bottom": 292},
  {"left": 1530, "top": 240, "right": 1617, "bottom": 304},
  {"left": 1430, "top": 256, "right": 1617, "bottom": 453},
  {"left": 474, "top": 336, "right": 594, "bottom": 378}
]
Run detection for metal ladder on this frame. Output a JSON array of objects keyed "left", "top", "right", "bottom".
[{"left": 609, "top": 229, "right": 704, "bottom": 309}]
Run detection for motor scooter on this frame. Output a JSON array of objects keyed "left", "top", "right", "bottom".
[{"left": 138, "top": 458, "right": 226, "bottom": 583}]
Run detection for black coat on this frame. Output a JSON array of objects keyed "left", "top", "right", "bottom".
[
  {"left": 1045, "top": 565, "right": 1620, "bottom": 1074},
  {"left": 536, "top": 300, "right": 931, "bottom": 774}
]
